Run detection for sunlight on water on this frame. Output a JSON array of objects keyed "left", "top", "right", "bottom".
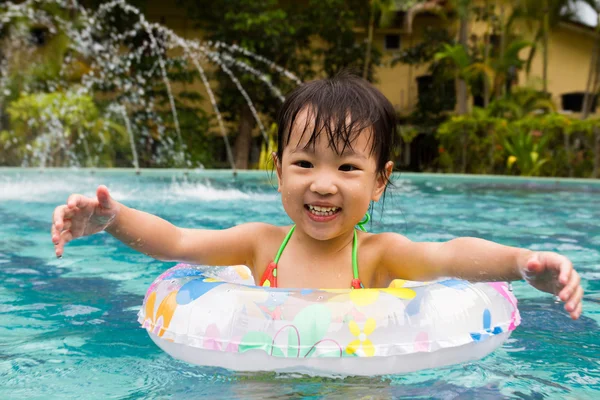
[{"left": 0, "top": 169, "right": 599, "bottom": 399}]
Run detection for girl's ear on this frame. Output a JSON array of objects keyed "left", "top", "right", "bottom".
[
  {"left": 272, "top": 152, "right": 282, "bottom": 192},
  {"left": 372, "top": 161, "right": 393, "bottom": 202}
]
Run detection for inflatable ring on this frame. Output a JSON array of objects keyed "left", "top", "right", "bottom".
[{"left": 138, "top": 264, "right": 520, "bottom": 376}]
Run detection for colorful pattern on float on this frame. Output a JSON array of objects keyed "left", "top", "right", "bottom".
[{"left": 139, "top": 264, "right": 520, "bottom": 363}]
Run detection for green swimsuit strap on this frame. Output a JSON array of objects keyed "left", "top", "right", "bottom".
[
  {"left": 274, "top": 225, "right": 295, "bottom": 264},
  {"left": 273, "top": 220, "right": 366, "bottom": 282},
  {"left": 353, "top": 212, "right": 370, "bottom": 280}
]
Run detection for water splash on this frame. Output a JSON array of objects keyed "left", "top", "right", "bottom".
[
  {"left": 0, "top": 0, "right": 300, "bottom": 170},
  {"left": 107, "top": 104, "right": 139, "bottom": 171}
]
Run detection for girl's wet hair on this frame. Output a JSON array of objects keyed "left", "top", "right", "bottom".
[{"left": 276, "top": 73, "right": 396, "bottom": 180}]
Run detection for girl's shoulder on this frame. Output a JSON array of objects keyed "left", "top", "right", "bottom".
[
  {"left": 361, "top": 231, "right": 412, "bottom": 247},
  {"left": 359, "top": 231, "right": 413, "bottom": 262},
  {"left": 238, "top": 222, "right": 292, "bottom": 242}
]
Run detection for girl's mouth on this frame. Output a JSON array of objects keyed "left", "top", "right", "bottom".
[{"left": 304, "top": 204, "right": 341, "bottom": 221}]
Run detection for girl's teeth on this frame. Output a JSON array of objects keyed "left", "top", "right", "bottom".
[{"left": 307, "top": 205, "right": 339, "bottom": 216}]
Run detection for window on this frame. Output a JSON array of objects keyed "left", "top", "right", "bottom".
[
  {"left": 29, "top": 26, "right": 49, "bottom": 46},
  {"left": 384, "top": 34, "right": 400, "bottom": 50}
]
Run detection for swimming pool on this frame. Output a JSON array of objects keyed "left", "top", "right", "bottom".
[{"left": 1, "top": 168, "right": 598, "bottom": 399}]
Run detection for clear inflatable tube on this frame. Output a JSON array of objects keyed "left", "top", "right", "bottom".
[{"left": 138, "top": 264, "right": 521, "bottom": 376}]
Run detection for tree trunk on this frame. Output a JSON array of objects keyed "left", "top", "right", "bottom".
[
  {"left": 483, "top": 35, "right": 490, "bottom": 107},
  {"left": 498, "top": 4, "right": 506, "bottom": 99},
  {"left": 456, "top": 0, "right": 468, "bottom": 176},
  {"left": 407, "top": 33, "right": 413, "bottom": 111},
  {"left": 594, "top": 126, "right": 600, "bottom": 178},
  {"left": 457, "top": 5, "right": 469, "bottom": 173},
  {"left": 583, "top": 13, "right": 600, "bottom": 119},
  {"left": 461, "top": 129, "right": 468, "bottom": 173},
  {"left": 457, "top": 79, "right": 468, "bottom": 115},
  {"left": 234, "top": 103, "right": 254, "bottom": 169},
  {"left": 457, "top": 5, "right": 469, "bottom": 115},
  {"left": 564, "top": 132, "right": 573, "bottom": 177},
  {"left": 483, "top": 0, "right": 490, "bottom": 107},
  {"left": 542, "top": 0, "right": 550, "bottom": 93},
  {"left": 363, "top": 5, "right": 376, "bottom": 80},
  {"left": 489, "top": 132, "right": 495, "bottom": 173}
]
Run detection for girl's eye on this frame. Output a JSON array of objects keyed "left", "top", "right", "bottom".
[
  {"left": 295, "top": 161, "right": 313, "bottom": 168},
  {"left": 339, "top": 164, "right": 359, "bottom": 172}
]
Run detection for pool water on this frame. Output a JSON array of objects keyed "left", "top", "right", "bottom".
[{"left": 1, "top": 168, "right": 599, "bottom": 399}]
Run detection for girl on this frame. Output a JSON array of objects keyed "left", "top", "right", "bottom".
[{"left": 51, "top": 74, "right": 583, "bottom": 319}]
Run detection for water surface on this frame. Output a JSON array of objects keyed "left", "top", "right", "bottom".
[{"left": 1, "top": 168, "right": 599, "bottom": 399}]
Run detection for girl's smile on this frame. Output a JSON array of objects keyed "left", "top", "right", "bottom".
[{"left": 305, "top": 203, "right": 342, "bottom": 221}]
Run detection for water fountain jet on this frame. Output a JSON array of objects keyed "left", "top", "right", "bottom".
[{"left": 0, "top": 0, "right": 300, "bottom": 173}]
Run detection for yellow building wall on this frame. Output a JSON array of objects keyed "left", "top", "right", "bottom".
[
  {"left": 364, "top": 14, "right": 449, "bottom": 113},
  {"left": 523, "top": 24, "right": 596, "bottom": 110},
  {"left": 143, "top": 1, "right": 598, "bottom": 116}
]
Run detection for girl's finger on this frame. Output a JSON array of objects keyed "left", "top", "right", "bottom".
[
  {"left": 573, "top": 302, "right": 582, "bottom": 320},
  {"left": 559, "top": 271, "right": 580, "bottom": 301},
  {"left": 52, "top": 205, "right": 76, "bottom": 237},
  {"left": 63, "top": 207, "right": 76, "bottom": 219},
  {"left": 51, "top": 223, "right": 59, "bottom": 244},
  {"left": 566, "top": 285, "right": 583, "bottom": 313},
  {"left": 51, "top": 221, "right": 72, "bottom": 243},
  {"left": 53, "top": 205, "right": 67, "bottom": 230},
  {"left": 55, "top": 230, "right": 73, "bottom": 258},
  {"left": 558, "top": 257, "right": 572, "bottom": 285},
  {"left": 67, "top": 194, "right": 83, "bottom": 209}
]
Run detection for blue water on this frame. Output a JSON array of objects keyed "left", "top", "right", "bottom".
[{"left": 1, "top": 168, "right": 599, "bottom": 399}]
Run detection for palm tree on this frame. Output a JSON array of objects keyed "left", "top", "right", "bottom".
[
  {"left": 513, "top": 0, "right": 600, "bottom": 93},
  {"left": 455, "top": 0, "right": 471, "bottom": 115},
  {"left": 583, "top": 6, "right": 600, "bottom": 119},
  {"left": 581, "top": 6, "right": 600, "bottom": 177}
]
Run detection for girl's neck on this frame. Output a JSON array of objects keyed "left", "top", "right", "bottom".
[{"left": 290, "top": 226, "right": 355, "bottom": 256}]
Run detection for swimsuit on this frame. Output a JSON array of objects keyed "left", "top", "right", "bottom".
[{"left": 259, "top": 225, "right": 366, "bottom": 289}]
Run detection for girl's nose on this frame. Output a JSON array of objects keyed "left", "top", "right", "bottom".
[{"left": 310, "top": 173, "right": 338, "bottom": 195}]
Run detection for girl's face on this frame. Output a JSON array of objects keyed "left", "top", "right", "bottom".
[{"left": 275, "top": 109, "right": 392, "bottom": 241}]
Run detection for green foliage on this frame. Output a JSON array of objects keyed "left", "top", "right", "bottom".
[
  {"left": 503, "top": 128, "right": 550, "bottom": 176},
  {"left": 394, "top": 0, "right": 599, "bottom": 178},
  {"left": 435, "top": 101, "right": 600, "bottom": 178},
  {"left": 177, "top": 0, "right": 313, "bottom": 122},
  {"left": 434, "top": 43, "right": 472, "bottom": 77},
  {"left": 567, "top": 118, "right": 600, "bottom": 136},
  {"left": 1, "top": 0, "right": 218, "bottom": 168},
  {"left": 487, "top": 88, "right": 556, "bottom": 119},
  {"left": 565, "top": 118, "right": 600, "bottom": 177},
  {"left": 2, "top": 91, "right": 127, "bottom": 167},
  {"left": 435, "top": 35, "right": 532, "bottom": 102},
  {"left": 308, "top": 0, "right": 381, "bottom": 80},
  {"left": 392, "top": 27, "right": 454, "bottom": 66},
  {"left": 436, "top": 107, "right": 508, "bottom": 173},
  {"left": 398, "top": 125, "right": 420, "bottom": 144}
]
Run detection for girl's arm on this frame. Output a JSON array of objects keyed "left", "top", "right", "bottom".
[
  {"left": 376, "top": 233, "right": 583, "bottom": 319},
  {"left": 105, "top": 204, "right": 263, "bottom": 267},
  {"left": 52, "top": 185, "right": 263, "bottom": 269}
]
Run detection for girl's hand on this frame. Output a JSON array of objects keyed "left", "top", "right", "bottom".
[
  {"left": 522, "top": 251, "right": 583, "bottom": 320},
  {"left": 51, "top": 185, "right": 120, "bottom": 258}
]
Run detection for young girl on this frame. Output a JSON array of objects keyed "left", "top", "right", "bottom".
[{"left": 51, "top": 74, "right": 583, "bottom": 319}]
